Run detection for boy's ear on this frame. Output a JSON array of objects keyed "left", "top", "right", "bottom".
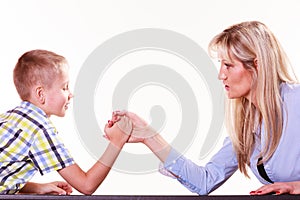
[{"left": 35, "top": 86, "right": 45, "bottom": 104}]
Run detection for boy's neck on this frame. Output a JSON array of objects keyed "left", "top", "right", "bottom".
[{"left": 23, "top": 98, "right": 50, "bottom": 118}]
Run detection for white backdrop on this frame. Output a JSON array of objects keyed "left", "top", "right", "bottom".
[{"left": 0, "top": 0, "right": 300, "bottom": 195}]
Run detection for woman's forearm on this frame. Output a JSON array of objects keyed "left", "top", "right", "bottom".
[{"left": 143, "top": 134, "right": 171, "bottom": 163}]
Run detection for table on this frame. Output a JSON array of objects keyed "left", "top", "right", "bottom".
[{"left": 1, "top": 195, "right": 300, "bottom": 200}]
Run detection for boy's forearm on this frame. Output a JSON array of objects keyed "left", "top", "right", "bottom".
[
  {"left": 18, "top": 182, "right": 41, "bottom": 194},
  {"left": 80, "top": 142, "right": 122, "bottom": 194},
  {"left": 98, "top": 142, "right": 123, "bottom": 167},
  {"left": 59, "top": 142, "right": 122, "bottom": 195}
]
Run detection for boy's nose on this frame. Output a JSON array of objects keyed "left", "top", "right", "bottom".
[{"left": 68, "top": 92, "right": 74, "bottom": 99}]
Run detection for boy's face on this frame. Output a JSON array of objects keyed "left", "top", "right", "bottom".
[{"left": 43, "top": 65, "right": 73, "bottom": 117}]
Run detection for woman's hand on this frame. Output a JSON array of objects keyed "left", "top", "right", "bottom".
[
  {"left": 111, "top": 111, "right": 158, "bottom": 143},
  {"left": 250, "top": 181, "right": 300, "bottom": 195},
  {"left": 108, "top": 110, "right": 171, "bottom": 163}
]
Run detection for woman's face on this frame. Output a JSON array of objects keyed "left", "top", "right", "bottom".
[{"left": 218, "top": 55, "right": 254, "bottom": 101}]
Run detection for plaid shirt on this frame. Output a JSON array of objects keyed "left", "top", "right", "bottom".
[{"left": 0, "top": 101, "right": 74, "bottom": 194}]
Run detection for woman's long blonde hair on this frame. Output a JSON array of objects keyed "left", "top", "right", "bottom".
[{"left": 208, "top": 21, "right": 298, "bottom": 177}]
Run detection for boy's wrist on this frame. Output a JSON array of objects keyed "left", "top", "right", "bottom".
[
  {"left": 112, "top": 134, "right": 129, "bottom": 149},
  {"left": 19, "top": 182, "right": 42, "bottom": 194},
  {"left": 99, "top": 142, "right": 122, "bottom": 167}
]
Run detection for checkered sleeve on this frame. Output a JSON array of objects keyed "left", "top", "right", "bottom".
[{"left": 29, "top": 126, "right": 75, "bottom": 175}]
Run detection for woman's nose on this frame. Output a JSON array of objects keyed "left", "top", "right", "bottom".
[{"left": 218, "top": 67, "right": 227, "bottom": 80}]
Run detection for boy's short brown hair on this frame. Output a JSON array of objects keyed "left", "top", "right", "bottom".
[{"left": 13, "top": 49, "right": 68, "bottom": 101}]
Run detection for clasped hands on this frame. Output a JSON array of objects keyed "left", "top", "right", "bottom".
[{"left": 104, "top": 110, "right": 157, "bottom": 148}]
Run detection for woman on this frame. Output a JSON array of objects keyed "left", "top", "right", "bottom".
[{"left": 104, "top": 21, "right": 300, "bottom": 195}]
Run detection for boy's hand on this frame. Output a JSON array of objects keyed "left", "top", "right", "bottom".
[
  {"left": 40, "top": 181, "right": 73, "bottom": 195},
  {"left": 20, "top": 181, "right": 73, "bottom": 195},
  {"left": 104, "top": 116, "right": 132, "bottom": 148},
  {"left": 111, "top": 111, "right": 158, "bottom": 143}
]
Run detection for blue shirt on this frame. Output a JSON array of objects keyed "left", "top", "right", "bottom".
[{"left": 163, "top": 83, "right": 300, "bottom": 195}]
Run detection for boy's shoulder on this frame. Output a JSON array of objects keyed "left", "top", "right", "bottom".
[{"left": 0, "top": 101, "right": 50, "bottom": 130}]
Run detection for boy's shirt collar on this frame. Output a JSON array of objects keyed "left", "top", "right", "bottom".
[{"left": 20, "top": 101, "right": 48, "bottom": 118}]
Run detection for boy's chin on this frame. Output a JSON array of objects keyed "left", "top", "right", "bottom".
[{"left": 56, "top": 112, "right": 66, "bottom": 117}]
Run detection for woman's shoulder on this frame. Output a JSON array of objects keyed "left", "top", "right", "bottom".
[
  {"left": 280, "top": 83, "right": 300, "bottom": 103},
  {"left": 280, "top": 82, "right": 300, "bottom": 97}
]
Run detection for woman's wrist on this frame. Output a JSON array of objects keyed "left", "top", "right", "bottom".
[{"left": 144, "top": 134, "right": 171, "bottom": 162}]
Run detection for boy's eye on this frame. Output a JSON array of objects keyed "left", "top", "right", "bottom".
[{"left": 63, "top": 85, "right": 69, "bottom": 90}]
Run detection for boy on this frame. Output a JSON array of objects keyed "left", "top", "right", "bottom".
[{"left": 0, "top": 49, "right": 130, "bottom": 194}]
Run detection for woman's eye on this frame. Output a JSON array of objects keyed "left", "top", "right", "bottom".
[{"left": 224, "top": 63, "right": 232, "bottom": 68}]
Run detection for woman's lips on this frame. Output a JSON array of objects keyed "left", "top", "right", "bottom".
[{"left": 225, "top": 85, "right": 229, "bottom": 91}]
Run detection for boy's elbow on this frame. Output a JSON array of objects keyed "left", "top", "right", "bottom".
[
  {"left": 80, "top": 189, "right": 95, "bottom": 195},
  {"left": 78, "top": 185, "right": 97, "bottom": 195},
  {"left": 81, "top": 191, "right": 94, "bottom": 195},
  {"left": 81, "top": 188, "right": 96, "bottom": 195}
]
